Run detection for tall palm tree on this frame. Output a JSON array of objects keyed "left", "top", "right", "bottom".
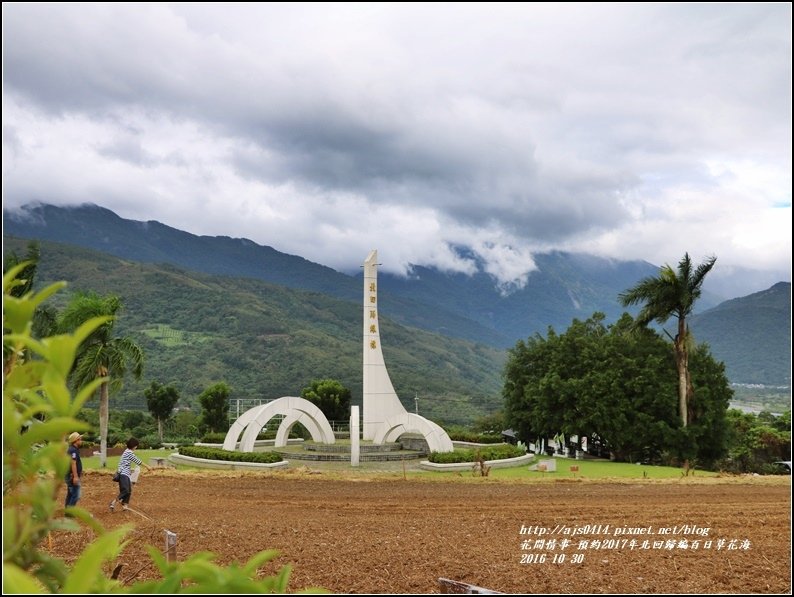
[
  {"left": 618, "top": 253, "right": 716, "bottom": 427},
  {"left": 58, "top": 292, "right": 144, "bottom": 467}
]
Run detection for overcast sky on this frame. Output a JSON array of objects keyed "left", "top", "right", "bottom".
[{"left": 3, "top": 3, "right": 791, "bottom": 295}]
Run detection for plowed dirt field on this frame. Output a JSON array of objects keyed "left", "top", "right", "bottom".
[{"left": 51, "top": 469, "right": 791, "bottom": 594}]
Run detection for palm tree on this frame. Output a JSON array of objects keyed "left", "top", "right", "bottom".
[
  {"left": 618, "top": 253, "right": 716, "bottom": 427},
  {"left": 58, "top": 292, "right": 145, "bottom": 467}
]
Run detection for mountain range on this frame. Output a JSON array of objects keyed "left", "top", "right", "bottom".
[
  {"left": 3, "top": 202, "right": 791, "bottom": 396},
  {"left": 2, "top": 203, "right": 717, "bottom": 343},
  {"left": 689, "top": 282, "right": 791, "bottom": 386},
  {"left": 3, "top": 235, "right": 506, "bottom": 423}
]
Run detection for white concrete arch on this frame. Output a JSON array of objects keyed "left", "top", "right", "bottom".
[
  {"left": 275, "top": 412, "right": 303, "bottom": 447},
  {"left": 372, "top": 413, "right": 454, "bottom": 453},
  {"left": 223, "top": 396, "right": 335, "bottom": 452},
  {"left": 274, "top": 409, "right": 334, "bottom": 447},
  {"left": 223, "top": 403, "right": 270, "bottom": 451}
]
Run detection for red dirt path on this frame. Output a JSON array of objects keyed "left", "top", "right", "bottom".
[{"left": 51, "top": 470, "right": 791, "bottom": 594}]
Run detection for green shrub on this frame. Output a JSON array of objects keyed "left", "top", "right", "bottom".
[
  {"left": 179, "top": 445, "right": 283, "bottom": 464},
  {"left": 447, "top": 431, "right": 503, "bottom": 443},
  {"left": 136, "top": 435, "right": 163, "bottom": 449},
  {"left": 442, "top": 425, "right": 504, "bottom": 444},
  {"left": 759, "top": 462, "right": 789, "bottom": 476},
  {"left": 160, "top": 435, "right": 197, "bottom": 447},
  {"left": 428, "top": 444, "right": 526, "bottom": 463},
  {"left": 427, "top": 451, "right": 469, "bottom": 464}
]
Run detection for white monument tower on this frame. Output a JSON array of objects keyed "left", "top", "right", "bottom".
[
  {"left": 362, "top": 250, "right": 409, "bottom": 440},
  {"left": 222, "top": 249, "right": 452, "bottom": 455},
  {"left": 361, "top": 250, "right": 453, "bottom": 452}
]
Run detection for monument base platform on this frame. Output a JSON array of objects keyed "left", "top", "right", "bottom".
[{"left": 277, "top": 440, "right": 427, "bottom": 462}]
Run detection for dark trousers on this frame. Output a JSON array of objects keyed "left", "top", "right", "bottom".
[
  {"left": 65, "top": 480, "right": 81, "bottom": 507},
  {"left": 117, "top": 474, "right": 133, "bottom": 505}
]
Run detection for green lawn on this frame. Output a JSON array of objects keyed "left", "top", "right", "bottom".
[
  {"left": 80, "top": 449, "right": 178, "bottom": 472},
  {"left": 485, "top": 456, "right": 718, "bottom": 480},
  {"left": 81, "top": 449, "right": 718, "bottom": 480}
]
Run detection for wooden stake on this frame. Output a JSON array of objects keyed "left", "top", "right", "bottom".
[{"left": 164, "top": 530, "right": 178, "bottom": 563}]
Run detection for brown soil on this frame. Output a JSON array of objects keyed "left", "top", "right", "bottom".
[{"left": 50, "top": 470, "right": 791, "bottom": 594}]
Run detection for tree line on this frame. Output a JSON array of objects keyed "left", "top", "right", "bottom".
[
  {"left": 503, "top": 252, "right": 790, "bottom": 471},
  {"left": 503, "top": 311, "right": 732, "bottom": 466}
]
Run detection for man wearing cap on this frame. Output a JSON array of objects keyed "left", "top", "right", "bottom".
[{"left": 65, "top": 432, "right": 84, "bottom": 509}]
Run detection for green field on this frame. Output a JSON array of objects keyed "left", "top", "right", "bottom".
[
  {"left": 485, "top": 457, "right": 718, "bottom": 480},
  {"left": 80, "top": 449, "right": 178, "bottom": 472},
  {"left": 80, "top": 449, "right": 726, "bottom": 480},
  {"left": 140, "top": 324, "right": 213, "bottom": 347}
]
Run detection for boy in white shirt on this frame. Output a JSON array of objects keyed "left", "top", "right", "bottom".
[{"left": 110, "top": 437, "right": 150, "bottom": 511}]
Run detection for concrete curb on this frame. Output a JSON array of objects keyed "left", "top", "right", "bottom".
[{"left": 418, "top": 453, "right": 535, "bottom": 472}]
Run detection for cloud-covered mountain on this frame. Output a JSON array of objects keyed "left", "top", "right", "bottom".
[
  {"left": 5, "top": 202, "right": 667, "bottom": 345},
  {"left": 5, "top": 202, "right": 790, "bottom": 386}
]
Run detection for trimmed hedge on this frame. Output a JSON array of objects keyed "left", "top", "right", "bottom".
[
  {"left": 428, "top": 444, "right": 526, "bottom": 464},
  {"left": 179, "top": 445, "right": 283, "bottom": 464},
  {"left": 446, "top": 430, "right": 504, "bottom": 444},
  {"left": 200, "top": 430, "right": 284, "bottom": 442}
]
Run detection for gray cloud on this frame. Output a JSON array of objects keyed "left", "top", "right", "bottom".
[{"left": 2, "top": 3, "right": 791, "bottom": 294}]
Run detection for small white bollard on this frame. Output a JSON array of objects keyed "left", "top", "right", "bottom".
[{"left": 350, "top": 405, "right": 360, "bottom": 467}]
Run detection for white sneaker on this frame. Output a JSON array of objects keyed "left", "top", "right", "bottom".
[
  {"left": 122, "top": 504, "right": 129, "bottom": 511},
  {"left": 109, "top": 500, "right": 115, "bottom": 512}
]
